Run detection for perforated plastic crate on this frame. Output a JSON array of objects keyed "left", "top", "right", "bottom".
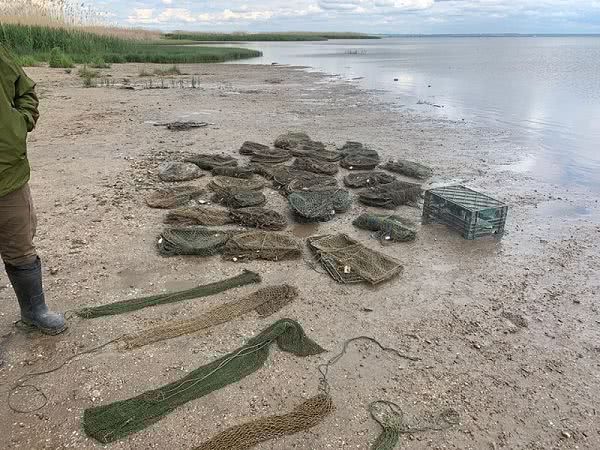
[{"left": 422, "top": 185, "right": 508, "bottom": 239}]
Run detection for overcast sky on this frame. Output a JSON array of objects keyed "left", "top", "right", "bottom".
[{"left": 94, "top": 0, "right": 600, "bottom": 34}]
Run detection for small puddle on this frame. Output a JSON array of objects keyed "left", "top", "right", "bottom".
[
  {"left": 292, "top": 223, "right": 320, "bottom": 239},
  {"left": 534, "top": 202, "right": 594, "bottom": 219}
]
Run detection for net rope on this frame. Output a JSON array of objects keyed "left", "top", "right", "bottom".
[
  {"left": 76, "top": 270, "right": 261, "bottom": 319},
  {"left": 82, "top": 319, "right": 325, "bottom": 443}
]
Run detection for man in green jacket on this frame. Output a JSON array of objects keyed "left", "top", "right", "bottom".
[{"left": 0, "top": 47, "right": 67, "bottom": 347}]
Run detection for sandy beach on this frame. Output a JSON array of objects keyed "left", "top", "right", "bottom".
[{"left": 1, "top": 62, "right": 599, "bottom": 449}]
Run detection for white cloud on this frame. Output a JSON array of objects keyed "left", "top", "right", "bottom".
[{"left": 161, "top": 0, "right": 173, "bottom": 5}]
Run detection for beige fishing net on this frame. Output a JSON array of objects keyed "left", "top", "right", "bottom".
[
  {"left": 145, "top": 186, "right": 205, "bottom": 209},
  {"left": 209, "top": 176, "right": 265, "bottom": 194}
]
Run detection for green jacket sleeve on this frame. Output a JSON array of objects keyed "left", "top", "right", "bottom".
[{"left": 13, "top": 69, "right": 39, "bottom": 132}]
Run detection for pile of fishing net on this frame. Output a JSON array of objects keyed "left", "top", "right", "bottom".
[
  {"left": 224, "top": 231, "right": 303, "bottom": 261},
  {"left": 291, "top": 142, "right": 342, "bottom": 163},
  {"left": 164, "top": 206, "right": 232, "bottom": 226},
  {"left": 76, "top": 270, "right": 261, "bottom": 319},
  {"left": 343, "top": 171, "right": 395, "bottom": 189},
  {"left": 239, "top": 141, "right": 270, "bottom": 155},
  {"left": 288, "top": 190, "right": 352, "bottom": 223},
  {"left": 353, "top": 213, "right": 417, "bottom": 243},
  {"left": 358, "top": 180, "right": 422, "bottom": 209},
  {"left": 185, "top": 154, "right": 238, "bottom": 170},
  {"left": 122, "top": 285, "right": 298, "bottom": 349},
  {"left": 158, "top": 227, "right": 232, "bottom": 257},
  {"left": 229, "top": 207, "right": 287, "bottom": 231},
  {"left": 292, "top": 157, "right": 339, "bottom": 176},
  {"left": 145, "top": 186, "right": 205, "bottom": 209},
  {"left": 274, "top": 131, "right": 311, "bottom": 150},
  {"left": 271, "top": 166, "right": 338, "bottom": 195},
  {"left": 382, "top": 159, "right": 433, "bottom": 180},
  {"left": 339, "top": 141, "right": 381, "bottom": 170},
  {"left": 250, "top": 147, "right": 292, "bottom": 164},
  {"left": 83, "top": 319, "right": 324, "bottom": 443},
  {"left": 308, "top": 234, "right": 403, "bottom": 284},
  {"left": 212, "top": 191, "right": 266, "bottom": 209},
  {"left": 212, "top": 166, "right": 255, "bottom": 179},
  {"left": 208, "top": 176, "right": 265, "bottom": 194}
]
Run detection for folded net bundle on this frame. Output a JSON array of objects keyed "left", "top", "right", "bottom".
[
  {"left": 271, "top": 167, "right": 338, "bottom": 196},
  {"left": 122, "top": 285, "right": 298, "bottom": 349},
  {"left": 239, "top": 141, "right": 270, "bottom": 156},
  {"left": 249, "top": 148, "right": 292, "bottom": 164},
  {"left": 212, "top": 166, "right": 255, "bottom": 179},
  {"left": 292, "top": 157, "right": 339, "bottom": 176},
  {"left": 339, "top": 141, "right": 381, "bottom": 171},
  {"left": 229, "top": 207, "right": 288, "bottom": 231},
  {"left": 358, "top": 181, "right": 422, "bottom": 209},
  {"left": 158, "top": 227, "right": 232, "bottom": 257},
  {"left": 208, "top": 176, "right": 265, "bottom": 194},
  {"left": 288, "top": 190, "right": 352, "bottom": 223},
  {"left": 76, "top": 270, "right": 261, "bottom": 319},
  {"left": 83, "top": 319, "right": 325, "bottom": 443},
  {"left": 291, "top": 143, "right": 342, "bottom": 162},
  {"left": 343, "top": 172, "right": 396, "bottom": 189},
  {"left": 185, "top": 154, "right": 238, "bottom": 170},
  {"left": 194, "top": 394, "right": 334, "bottom": 450},
  {"left": 212, "top": 191, "right": 267, "bottom": 209},
  {"left": 382, "top": 159, "right": 433, "bottom": 180},
  {"left": 308, "top": 234, "right": 403, "bottom": 285},
  {"left": 353, "top": 213, "right": 417, "bottom": 243},
  {"left": 145, "top": 186, "right": 205, "bottom": 209},
  {"left": 164, "top": 206, "right": 233, "bottom": 226},
  {"left": 273, "top": 131, "right": 311, "bottom": 150},
  {"left": 224, "top": 231, "right": 303, "bottom": 261}
]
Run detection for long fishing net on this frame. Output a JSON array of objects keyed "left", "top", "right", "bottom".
[
  {"left": 343, "top": 172, "right": 396, "bottom": 189},
  {"left": 308, "top": 234, "right": 403, "bottom": 284},
  {"left": 250, "top": 148, "right": 292, "bottom": 164},
  {"left": 75, "top": 270, "right": 261, "bottom": 319},
  {"left": 239, "top": 141, "right": 270, "bottom": 155},
  {"left": 229, "top": 207, "right": 288, "bottom": 231},
  {"left": 194, "top": 394, "right": 334, "bottom": 450},
  {"left": 382, "top": 159, "right": 433, "bottom": 180},
  {"left": 212, "top": 166, "right": 255, "bottom": 179},
  {"left": 158, "top": 227, "right": 232, "bottom": 257},
  {"left": 370, "top": 401, "right": 460, "bottom": 450},
  {"left": 145, "top": 186, "right": 205, "bottom": 209},
  {"left": 292, "top": 157, "right": 339, "bottom": 176},
  {"left": 358, "top": 181, "right": 422, "bottom": 209},
  {"left": 185, "top": 154, "right": 238, "bottom": 170},
  {"left": 209, "top": 176, "right": 265, "bottom": 194},
  {"left": 274, "top": 131, "right": 311, "bottom": 149},
  {"left": 288, "top": 190, "right": 352, "bottom": 223},
  {"left": 122, "top": 285, "right": 298, "bottom": 350},
  {"left": 224, "top": 231, "right": 303, "bottom": 262},
  {"left": 82, "top": 319, "right": 325, "bottom": 443},
  {"left": 272, "top": 167, "right": 338, "bottom": 196},
  {"left": 212, "top": 191, "right": 267, "bottom": 209},
  {"left": 353, "top": 213, "right": 417, "bottom": 243},
  {"left": 339, "top": 141, "right": 381, "bottom": 171},
  {"left": 164, "top": 207, "right": 233, "bottom": 226}
]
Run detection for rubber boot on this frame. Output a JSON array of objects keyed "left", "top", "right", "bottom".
[{"left": 5, "top": 257, "right": 67, "bottom": 335}]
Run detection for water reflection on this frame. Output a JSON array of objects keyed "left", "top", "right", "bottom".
[{"left": 211, "top": 37, "right": 600, "bottom": 191}]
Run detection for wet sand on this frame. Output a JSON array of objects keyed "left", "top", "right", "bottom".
[{"left": 0, "top": 62, "right": 599, "bottom": 449}]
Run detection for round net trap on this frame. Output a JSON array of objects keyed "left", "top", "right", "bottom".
[
  {"left": 273, "top": 131, "right": 311, "bottom": 150},
  {"left": 250, "top": 148, "right": 292, "bottom": 164},
  {"left": 343, "top": 172, "right": 396, "bottom": 189},
  {"left": 209, "top": 176, "right": 265, "bottom": 194},
  {"left": 224, "top": 231, "right": 303, "bottom": 261},
  {"left": 288, "top": 190, "right": 352, "bottom": 223},
  {"left": 271, "top": 167, "right": 338, "bottom": 196},
  {"left": 185, "top": 154, "right": 238, "bottom": 170},
  {"left": 292, "top": 157, "right": 339, "bottom": 176},
  {"left": 339, "top": 141, "right": 381, "bottom": 171},
  {"left": 158, "top": 227, "right": 232, "bottom": 257},
  {"left": 211, "top": 191, "right": 267, "bottom": 209}
]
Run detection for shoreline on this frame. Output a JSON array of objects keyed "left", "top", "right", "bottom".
[{"left": 1, "top": 62, "right": 599, "bottom": 449}]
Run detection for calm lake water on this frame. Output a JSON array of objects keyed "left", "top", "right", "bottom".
[{"left": 215, "top": 37, "right": 600, "bottom": 191}]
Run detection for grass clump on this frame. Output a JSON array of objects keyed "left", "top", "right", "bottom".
[
  {"left": 48, "top": 47, "right": 74, "bottom": 68},
  {"left": 153, "top": 65, "right": 181, "bottom": 76},
  {"left": 88, "top": 56, "right": 111, "bottom": 68},
  {"left": 16, "top": 55, "right": 41, "bottom": 67},
  {"left": 78, "top": 65, "right": 100, "bottom": 87}
]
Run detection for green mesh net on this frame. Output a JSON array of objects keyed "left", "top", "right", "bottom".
[
  {"left": 158, "top": 227, "right": 232, "bottom": 257},
  {"left": 382, "top": 159, "right": 433, "bottom": 180},
  {"left": 353, "top": 213, "right": 417, "bottom": 243},
  {"left": 250, "top": 148, "right": 292, "bottom": 164},
  {"left": 82, "top": 319, "right": 325, "bottom": 443},
  {"left": 212, "top": 191, "right": 267, "bottom": 209},
  {"left": 271, "top": 167, "right": 338, "bottom": 196},
  {"left": 339, "top": 141, "right": 381, "bottom": 171},
  {"left": 239, "top": 141, "right": 270, "bottom": 156},
  {"left": 224, "top": 231, "right": 303, "bottom": 261},
  {"left": 292, "top": 157, "right": 339, "bottom": 176},
  {"left": 288, "top": 190, "right": 351, "bottom": 223},
  {"left": 273, "top": 131, "right": 311, "bottom": 150},
  {"left": 164, "top": 207, "right": 233, "bottom": 226},
  {"left": 185, "top": 154, "right": 238, "bottom": 170},
  {"left": 308, "top": 234, "right": 403, "bottom": 285},
  {"left": 209, "top": 176, "right": 265, "bottom": 194},
  {"left": 358, "top": 181, "right": 422, "bottom": 209},
  {"left": 291, "top": 143, "right": 342, "bottom": 162},
  {"left": 343, "top": 172, "right": 396, "bottom": 189},
  {"left": 145, "top": 186, "right": 205, "bottom": 209},
  {"left": 212, "top": 166, "right": 255, "bottom": 179},
  {"left": 229, "top": 207, "right": 288, "bottom": 231},
  {"left": 194, "top": 394, "right": 334, "bottom": 450},
  {"left": 76, "top": 270, "right": 261, "bottom": 319}
]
